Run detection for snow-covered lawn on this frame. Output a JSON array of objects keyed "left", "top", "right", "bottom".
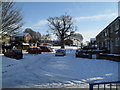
[{"left": 1, "top": 47, "right": 118, "bottom": 88}]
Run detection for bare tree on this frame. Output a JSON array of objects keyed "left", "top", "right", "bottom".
[
  {"left": 41, "top": 31, "right": 51, "bottom": 43},
  {"left": 47, "top": 14, "right": 77, "bottom": 48},
  {"left": 0, "top": 1, "right": 23, "bottom": 39},
  {"left": 70, "top": 33, "right": 83, "bottom": 43}
]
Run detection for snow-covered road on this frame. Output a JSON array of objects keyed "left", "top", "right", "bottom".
[{"left": 2, "top": 47, "right": 119, "bottom": 88}]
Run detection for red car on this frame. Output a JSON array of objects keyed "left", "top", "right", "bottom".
[
  {"left": 42, "top": 43, "right": 52, "bottom": 46},
  {"left": 28, "top": 47, "right": 42, "bottom": 54},
  {"left": 39, "top": 46, "right": 53, "bottom": 52}
]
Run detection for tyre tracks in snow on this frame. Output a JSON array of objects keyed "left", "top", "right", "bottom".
[{"left": 21, "top": 53, "right": 53, "bottom": 80}]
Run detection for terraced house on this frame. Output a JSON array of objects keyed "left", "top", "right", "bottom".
[{"left": 96, "top": 16, "right": 120, "bottom": 54}]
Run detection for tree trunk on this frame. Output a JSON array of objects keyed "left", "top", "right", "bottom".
[{"left": 61, "top": 39, "right": 65, "bottom": 49}]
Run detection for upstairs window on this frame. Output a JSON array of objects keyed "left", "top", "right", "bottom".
[
  {"left": 115, "top": 38, "right": 120, "bottom": 46},
  {"left": 115, "top": 20, "right": 119, "bottom": 31},
  {"left": 111, "top": 24, "right": 115, "bottom": 33}
]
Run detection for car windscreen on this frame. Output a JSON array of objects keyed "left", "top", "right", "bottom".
[
  {"left": 40, "top": 46, "right": 48, "bottom": 49},
  {"left": 46, "top": 47, "right": 51, "bottom": 49},
  {"left": 57, "top": 50, "right": 65, "bottom": 52},
  {"left": 13, "top": 49, "right": 21, "bottom": 52},
  {"left": 31, "top": 48, "right": 39, "bottom": 50},
  {"left": 40, "top": 46, "right": 45, "bottom": 49}
]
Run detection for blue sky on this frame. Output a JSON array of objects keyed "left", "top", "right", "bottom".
[{"left": 15, "top": 2, "right": 118, "bottom": 42}]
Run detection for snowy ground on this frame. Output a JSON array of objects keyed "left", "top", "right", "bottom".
[{"left": 1, "top": 46, "right": 119, "bottom": 88}]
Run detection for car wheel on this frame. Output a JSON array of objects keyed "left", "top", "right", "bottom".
[
  {"left": 10, "top": 55, "right": 14, "bottom": 58},
  {"left": 76, "top": 54, "right": 78, "bottom": 57},
  {"left": 16, "top": 55, "right": 22, "bottom": 59},
  {"left": 15, "top": 56, "right": 19, "bottom": 59}
]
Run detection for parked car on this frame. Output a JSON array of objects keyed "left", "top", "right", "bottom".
[
  {"left": 53, "top": 44, "right": 60, "bottom": 46},
  {"left": 75, "top": 48, "right": 82, "bottom": 57},
  {"left": 42, "top": 43, "right": 52, "bottom": 46},
  {"left": 69, "top": 44, "right": 78, "bottom": 47},
  {"left": 27, "top": 47, "right": 42, "bottom": 54},
  {"left": 55, "top": 49, "right": 66, "bottom": 56},
  {"left": 4, "top": 49, "right": 23, "bottom": 59},
  {"left": 39, "top": 46, "right": 53, "bottom": 52},
  {"left": 76, "top": 48, "right": 82, "bottom": 52},
  {"left": 75, "top": 48, "right": 108, "bottom": 57}
]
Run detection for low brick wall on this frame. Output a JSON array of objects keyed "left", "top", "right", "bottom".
[
  {"left": 96, "top": 53, "right": 120, "bottom": 62},
  {"left": 80, "top": 54, "right": 89, "bottom": 58}
]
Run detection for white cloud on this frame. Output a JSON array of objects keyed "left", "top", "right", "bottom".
[
  {"left": 24, "top": 12, "right": 117, "bottom": 30},
  {"left": 21, "top": 26, "right": 33, "bottom": 30},
  {"left": 74, "top": 13, "right": 117, "bottom": 22},
  {"left": 21, "top": 20, "right": 48, "bottom": 32},
  {"left": 32, "top": 20, "right": 48, "bottom": 28}
]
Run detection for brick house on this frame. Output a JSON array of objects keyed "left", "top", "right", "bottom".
[
  {"left": 96, "top": 16, "right": 120, "bottom": 54},
  {"left": 11, "top": 33, "right": 31, "bottom": 50},
  {"left": 11, "top": 33, "right": 31, "bottom": 43}
]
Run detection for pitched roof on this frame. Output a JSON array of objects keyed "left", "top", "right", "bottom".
[{"left": 13, "top": 32, "right": 29, "bottom": 37}]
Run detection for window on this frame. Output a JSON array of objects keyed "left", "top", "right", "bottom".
[
  {"left": 102, "top": 32, "right": 105, "bottom": 37},
  {"left": 105, "top": 29, "right": 108, "bottom": 36},
  {"left": 115, "top": 20, "right": 119, "bottom": 31},
  {"left": 115, "top": 38, "right": 120, "bottom": 46},
  {"left": 105, "top": 40, "right": 107, "bottom": 47},
  {"left": 111, "top": 24, "right": 115, "bottom": 33},
  {"left": 109, "top": 27, "right": 112, "bottom": 33},
  {"left": 101, "top": 42, "right": 104, "bottom": 48}
]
